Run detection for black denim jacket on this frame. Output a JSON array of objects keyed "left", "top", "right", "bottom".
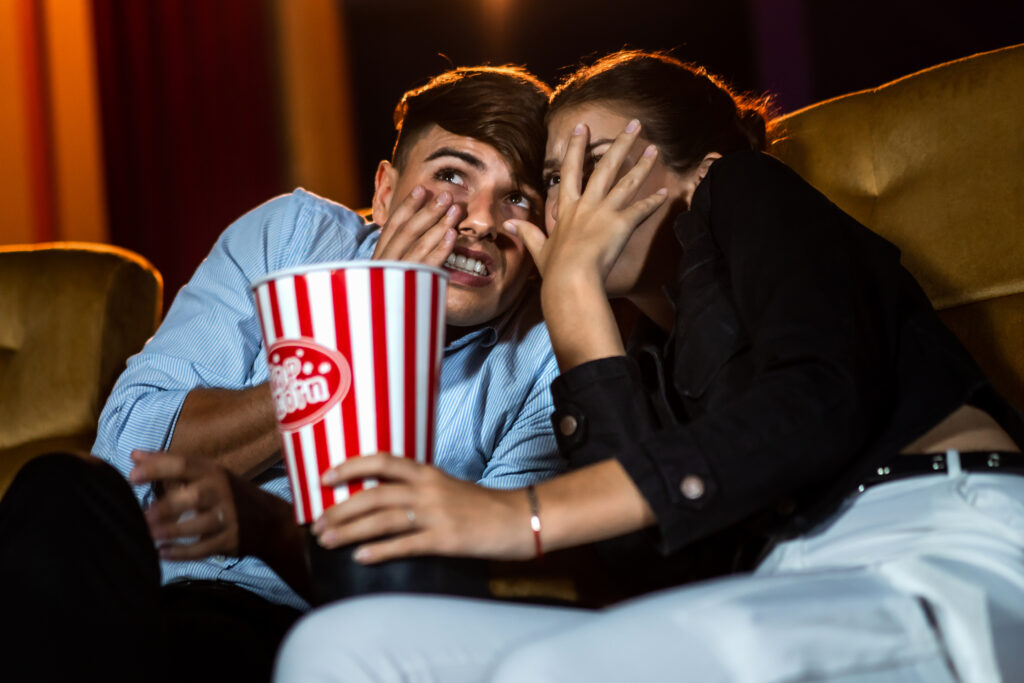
[{"left": 549, "top": 151, "right": 1024, "bottom": 572}]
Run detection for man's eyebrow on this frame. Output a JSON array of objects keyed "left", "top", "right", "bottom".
[
  {"left": 424, "top": 147, "right": 485, "bottom": 169},
  {"left": 544, "top": 139, "right": 615, "bottom": 170}
]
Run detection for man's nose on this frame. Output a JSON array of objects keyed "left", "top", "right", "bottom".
[{"left": 456, "top": 194, "right": 498, "bottom": 241}]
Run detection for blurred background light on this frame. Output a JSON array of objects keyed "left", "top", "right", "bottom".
[{"left": 0, "top": 0, "right": 1019, "bottom": 310}]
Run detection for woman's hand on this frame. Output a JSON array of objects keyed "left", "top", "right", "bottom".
[
  {"left": 507, "top": 121, "right": 669, "bottom": 371},
  {"left": 129, "top": 450, "right": 242, "bottom": 560},
  {"left": 311, "top": 454, "right": 534, "bottom": 564},
  {"left": 511, "top": 120, "right": 668, "bottom": 284}
]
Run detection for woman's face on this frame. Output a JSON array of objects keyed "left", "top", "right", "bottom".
[{"left": 544, "top": 102, "right": 703, "bottom": 297}]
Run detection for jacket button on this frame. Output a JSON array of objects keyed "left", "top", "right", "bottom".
[
  {"left": 680, "top": 475, "right": 705, "bottom": 500},
  {"left": 558, "top": 414, "right": 579, "bottom": 436}
]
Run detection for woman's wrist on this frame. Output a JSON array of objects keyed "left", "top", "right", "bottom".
[
  {"left": 526, "top": 485, "right": 543, "bottom": 558},
  {"left": 541, "top": 271, "right": 624, "bottom": 371}
]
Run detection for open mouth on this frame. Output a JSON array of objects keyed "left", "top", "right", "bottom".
[{"left": 444, "top": 252, "right": 490, "bottom": 277}]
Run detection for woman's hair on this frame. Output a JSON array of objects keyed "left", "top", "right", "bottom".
[
  {"left": 549, "top": 50, "right": 773, "bottom": 172},
  {"left": 392, "top": 66, "right": 551, "bottom": 197}
]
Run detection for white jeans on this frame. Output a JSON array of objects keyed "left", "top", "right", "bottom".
[{"left": 274, "top": 462, "right": 1024, "bottom": 682}]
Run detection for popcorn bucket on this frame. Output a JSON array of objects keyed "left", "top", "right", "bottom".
[{"left": 252, "top": 261, "right": 447, "bottom": 524}]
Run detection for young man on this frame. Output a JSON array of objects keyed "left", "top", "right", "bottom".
[{"left": 2, "top": 66, "right": 560, "bottom": 681}]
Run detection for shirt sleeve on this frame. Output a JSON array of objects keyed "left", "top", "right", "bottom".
[
  {"left": 551, "top": 152, "right": 898, "bottom": 553},
  {"left": 475, "top": 325, "right": 566, "bottom": 490},
  {"left": 92, "top": 191, "right": 371, "bottom": 501}
]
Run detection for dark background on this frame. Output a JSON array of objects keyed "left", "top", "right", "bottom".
[{"left": 91, "top": 0, "right": 1023, "bottom": 310}]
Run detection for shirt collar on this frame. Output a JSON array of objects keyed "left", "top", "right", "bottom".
[{"left": 445, "top": 286, "right": 537, "bottom": 352}]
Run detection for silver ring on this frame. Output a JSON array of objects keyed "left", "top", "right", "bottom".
[{"left": 406, "top": 508, "right": 417, "bottom": 528}]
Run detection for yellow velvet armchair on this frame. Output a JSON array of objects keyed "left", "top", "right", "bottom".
[
  {"left": 0, "top": 242, "right": 162, "bottom": 496},
  {"left": 770, "top": 42, "right": 1024, "bottom": 413}
]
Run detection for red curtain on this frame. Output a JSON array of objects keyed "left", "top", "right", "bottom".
[{"left": 92, "top": 0, "right": 287, "bottom": 312}]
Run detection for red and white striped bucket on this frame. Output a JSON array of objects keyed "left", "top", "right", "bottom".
[{"left": 252, "top": 261, "right": 448, "bottom": 524}]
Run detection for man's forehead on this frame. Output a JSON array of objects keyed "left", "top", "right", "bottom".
[{"left": 407, "top": 126, "right": 512, "bottom": 173}]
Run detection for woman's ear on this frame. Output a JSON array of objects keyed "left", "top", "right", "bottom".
[
  {"left": 672, "top": 152, "right": 723, "bottom": 209},
  {"left": 371, "top": 160, "right": 399, "bottom": 225},
  {"left": 696, "top": 152, "right": 722, "bottom": 183}
]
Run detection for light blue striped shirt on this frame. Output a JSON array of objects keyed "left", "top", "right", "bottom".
[{"left": 93, "top": 188, "right": 563, "bottom": 610}]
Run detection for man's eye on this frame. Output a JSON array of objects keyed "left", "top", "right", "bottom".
[
  {"left": 434, "top": 168, "right": 465, "bottom": 185},
  {"left": 508, "top": 191, "right": 531, "bottom": 211}
]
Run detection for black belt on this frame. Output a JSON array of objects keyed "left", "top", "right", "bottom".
[{"left": 860, "top": 451, "right": 1024, "bottom": 491}]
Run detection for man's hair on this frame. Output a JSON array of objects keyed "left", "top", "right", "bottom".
[{"left": 391, "top": 66, "right": 551, "bottom": 198}]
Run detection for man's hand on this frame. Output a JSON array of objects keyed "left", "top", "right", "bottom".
[
  {"left": 373, "top": 185, "right": 460, "bottom": 267},
  {"left": 130, "top": 450, "right": 242, "bottom": 560},
  {"left": 129, "top": 450, "right": 313, "bottom": 598}
]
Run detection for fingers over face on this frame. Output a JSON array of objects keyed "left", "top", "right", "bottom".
[
  {"left": 375, "top": 190, "right": 457, "bottom": 262},
  {"left": 605, "top": 144, "right": 660, "bottom": 209},
  {"left": 558, "top": 122, "right": 590, "bottom": 203},
  {"left": 509, "top": 219, "right": 548, "bottom": 274},
  {"left": 374, "top": 184, "right": 428, "bottom": 255},
  {"left": 620, "top": 189, "right": 670, "bottom": 228},
  {"left": 399, "top": 205, "right": 459, "bottom": 267},
  {"left": 581, "top": 118, "right": 644, "bottom": 202}
]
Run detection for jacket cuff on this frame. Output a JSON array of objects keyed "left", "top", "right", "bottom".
[{"left": 550, "top": 356, "right": 644, "bottom": 463}]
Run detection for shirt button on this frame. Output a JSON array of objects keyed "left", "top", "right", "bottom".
[
  {"left": 558, "top": 414, "right": 579, "bottom": 436},
  {"left": 680, "top": 475, "right": 705, "bottom": 500}
]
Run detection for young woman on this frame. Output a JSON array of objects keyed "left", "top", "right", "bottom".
[{"left": 274, "top": 51, "right": 1024, "bottom": 682}]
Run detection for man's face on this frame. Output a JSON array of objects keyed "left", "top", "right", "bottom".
[{"left": 372, "top": 125, "right": 540, "bottom": 329}]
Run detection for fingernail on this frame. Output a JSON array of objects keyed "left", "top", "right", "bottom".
[
  {"left": 573, "top": 123, "right": 585, "bottom": 136},
  {"left": 321, "top": 471, "right": 337, "bottom": 486},
  {"left": 411, "top": 185, "right": 425, "bottom": 199},
  {"left": 319, "top": 531, "right": 336, "bottom": 547},
  {"left": 311, "top": 518, "right": 324, "bottom": 534},
  {"left": 625, "top": 119, "right": 640, "bottom": 133},
  {"left": 353, "top": 546, "right": 371, "bottom": 563},
  {"left": 657, "top": 187, "right": 668, "bottom": 195},
  {"left": 642, "top": 144, "right": 657, "bottom": 158},
  {"left": 446, "top": 204, "right": 458, "bottom": 218},
  {"left": 435, "top": 191, "right": 450, "bottom": 206},
  {"left": 503, "top": 221, "right": 517, "bottom": 235},
  {"left": 445, "top": 228, "right": 456, "bottom": 243}
]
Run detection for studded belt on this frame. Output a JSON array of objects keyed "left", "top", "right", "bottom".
[{"left": 859, "top": 450, "right": 1024, "bottom": 492}]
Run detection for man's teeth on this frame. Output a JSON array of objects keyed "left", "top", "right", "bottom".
[{"left": 444, "top": 253, "right": 489, "bottom": 276}]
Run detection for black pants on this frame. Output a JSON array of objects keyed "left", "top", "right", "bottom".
[{"left": 0, "top": 452, "right": 301, "bottom": 682}]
